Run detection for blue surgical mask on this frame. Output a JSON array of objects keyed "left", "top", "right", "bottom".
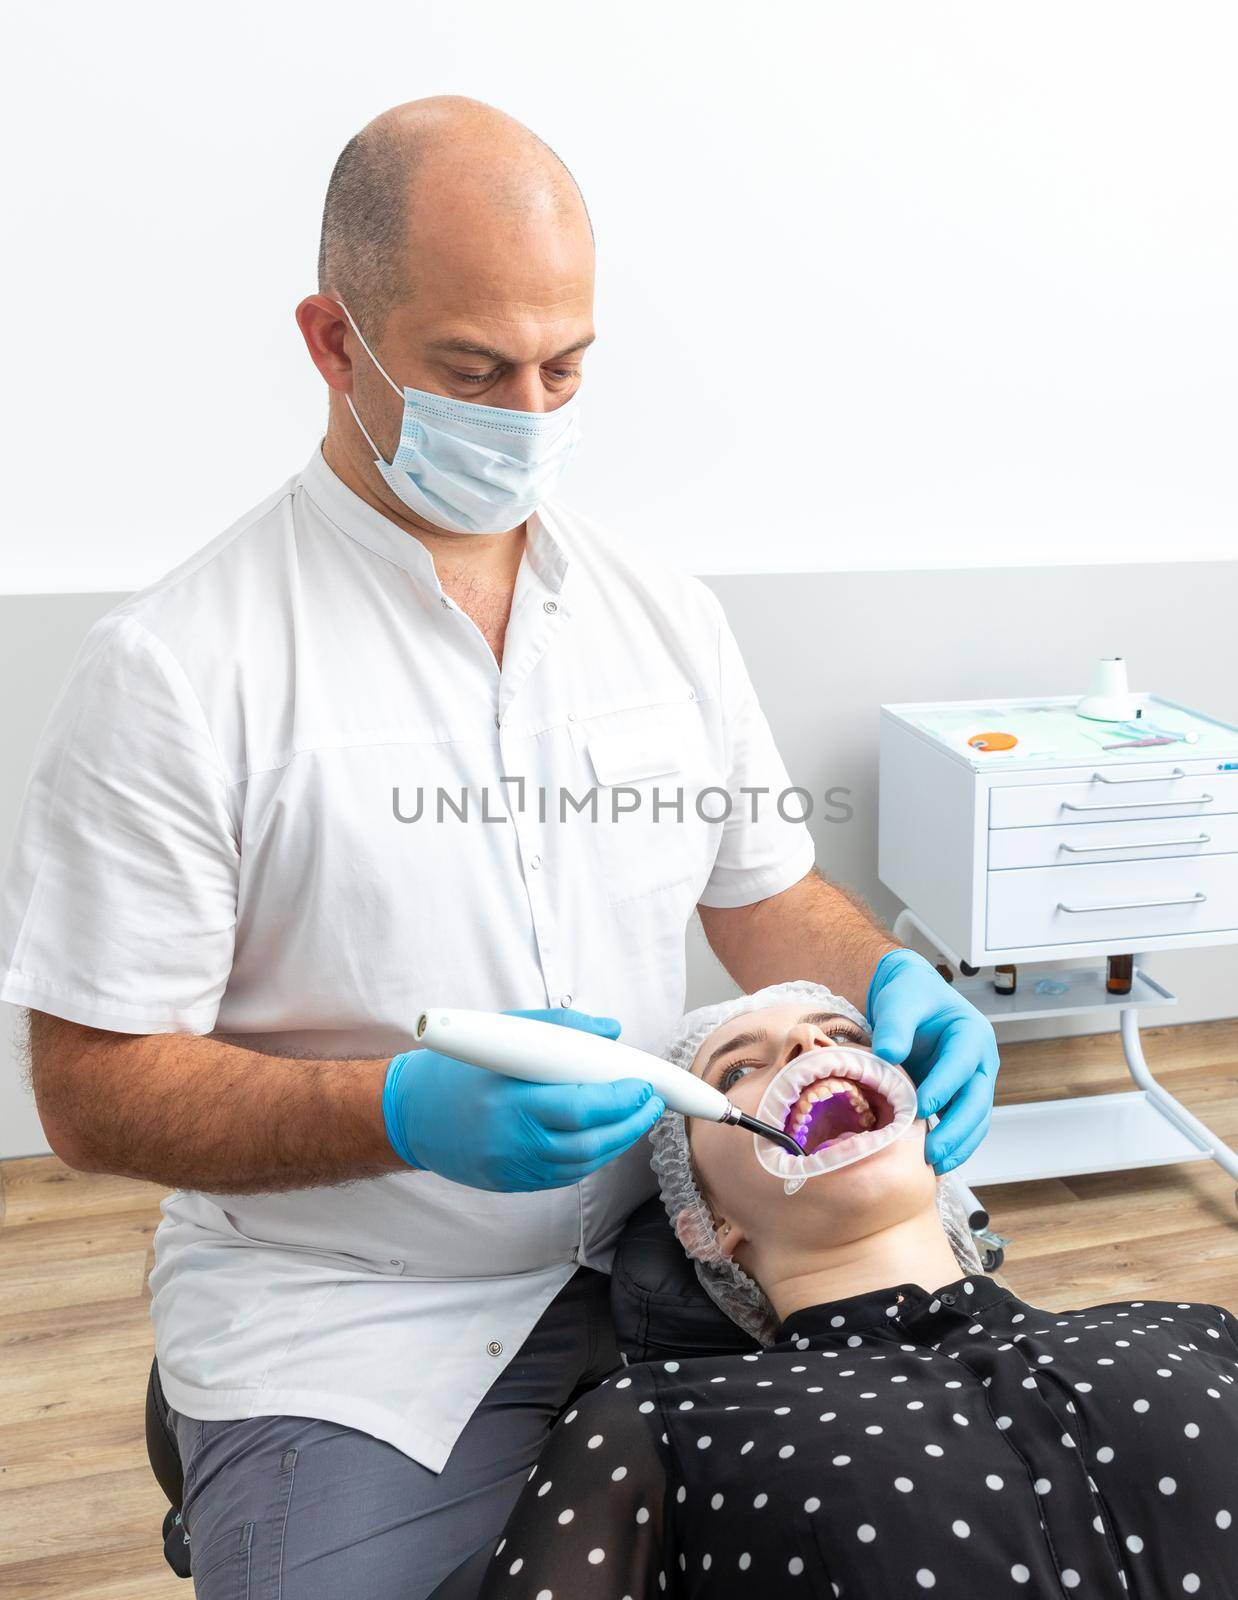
[{"left": 338, "top": 300, "right": 582, "bottom": 535}]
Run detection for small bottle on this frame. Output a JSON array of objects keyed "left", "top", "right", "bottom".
[
  {"left": 993, "top": 964, "right": 1017, "bottom": 996},
  {"left": 1107, "top": 954, "right": 1134, "bottom": 996}
]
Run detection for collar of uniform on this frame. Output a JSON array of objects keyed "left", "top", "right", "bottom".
[
  {"left": 523, "top": 496, "right": 570, "bottom": 597},
  {"left": 300, "top": 446, "right": 570, "bottom": 599},
  {"left": 772, "top": 1274, "right": 1010, "bottom": 1344}
]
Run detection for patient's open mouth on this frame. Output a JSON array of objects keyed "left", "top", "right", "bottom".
[
  {"left": 784, "top": 1075, "right": 894, "bottom": 1156},
  {"left": 753, "top": 1045, "right": 917, "bottom": 1183}
]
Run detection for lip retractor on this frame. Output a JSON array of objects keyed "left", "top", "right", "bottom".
[{"left": 753, "top": 1045, "right": 918, "bottom": 1194}]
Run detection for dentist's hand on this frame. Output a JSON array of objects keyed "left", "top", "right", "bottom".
[
  {"left": 382, "top": 1007, "right": 666, "bottom": 1192},
  {"left": 866, "top": 948, "right": 1000, "bottom": 1174}
]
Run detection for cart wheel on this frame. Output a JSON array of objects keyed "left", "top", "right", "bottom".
[
  {"left": 959, "top": 961, "right": 980, "bottom": 977},
  {"left": 981, "top": 1246, "right": 1005, "bottom": 1273}
]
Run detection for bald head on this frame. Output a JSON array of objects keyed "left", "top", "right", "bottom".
[{"left": 317, "top": 96, "right": 593, "bottom": 338}]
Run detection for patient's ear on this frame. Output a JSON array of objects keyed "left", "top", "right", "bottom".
[
  {"left": 672, "top": 1206, "right": 748, "bottom": 1262},
  {"left": 714, "top": 1216, "right": 748, "bottom": 1261}
]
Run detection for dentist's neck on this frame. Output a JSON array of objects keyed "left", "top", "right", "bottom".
[
  {"left": 321, "top": 419, "right": 527, "bottom": 590},
  {"left": 756, "top": 1207, "right": 965, "bottom": 1325}
]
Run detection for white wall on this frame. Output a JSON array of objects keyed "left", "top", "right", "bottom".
[{"left": 3, "top": 1, "right": 1236, "bottom": 590}]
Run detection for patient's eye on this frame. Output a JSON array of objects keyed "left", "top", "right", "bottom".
[{"left": 718, "top": 1060, "right": 761, "bottom": 1092}]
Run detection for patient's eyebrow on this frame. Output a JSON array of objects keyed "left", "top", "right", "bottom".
[
  {"left": 702, "top": 1012, "right": 859, "bottom": 1074},
  {"left": 704, "top": 1028, "right": 767, "bottom": 1071}
]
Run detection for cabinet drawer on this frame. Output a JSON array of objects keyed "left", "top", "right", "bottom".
[
  {"left": 986, "top": 853, "right": 1238, "bottom": 948},
  {"left": 988, "top": 813, "right": 1238, "bottom": 869},
  {"left": 989, "top": 771, "right": 1238, "bottom": 829}
]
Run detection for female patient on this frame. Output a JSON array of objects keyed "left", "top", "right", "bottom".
[{"left": 477, "top": 981, "right": 1238, "bottom": 1599}]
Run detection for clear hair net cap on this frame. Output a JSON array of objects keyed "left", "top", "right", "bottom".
[{"left": 648, "top": 980, "right": 985, "bottom": 1346}]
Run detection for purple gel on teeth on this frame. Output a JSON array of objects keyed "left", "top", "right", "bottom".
[
  {"left": 795, "top": 1089, "right": 867, "bottom": 1154},
  {"left": 757, "top": 1046, "right": 919, "bottom": 1193}
]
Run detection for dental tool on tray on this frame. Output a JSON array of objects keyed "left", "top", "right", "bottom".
[{"left": 414, "top": 1007, "right": 807, "bottom": 1157}]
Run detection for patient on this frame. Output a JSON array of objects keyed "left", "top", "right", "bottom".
[{"left": 477, "top": 981, "right": 1238, "bottom": 1599}]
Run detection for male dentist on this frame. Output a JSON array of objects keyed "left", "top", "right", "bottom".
[{"left": 0, "top": 97, "right": 998, "bottom": 1598}]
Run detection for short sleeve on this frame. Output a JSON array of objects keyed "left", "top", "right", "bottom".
[
  {"left": 697, "top": 589, "right": 816, "bottom": 909},
  {"left": 477, "top": 1371, "right": 672, "bottom": 1600},
  {"left": 0, "top": 613, "right": 239, "bottom": 1033}
]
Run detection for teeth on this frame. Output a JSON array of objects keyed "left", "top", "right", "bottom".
[
  {"left": 751, "top": 1044, "right": 918, "bottom": 1182},
  {"left": 787, "top": 1075, "right": 874, "bottom": 1133}
]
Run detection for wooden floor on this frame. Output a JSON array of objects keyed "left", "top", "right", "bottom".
[{"left": 2, "top": 1018, "right": 1237, "bottom": 1598}]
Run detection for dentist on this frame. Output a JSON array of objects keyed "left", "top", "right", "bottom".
[{"left": 0, "top": 97, "right": 999, "bottom": 1599}]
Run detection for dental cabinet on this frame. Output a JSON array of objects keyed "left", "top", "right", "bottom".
[{"left": 877, "top": 693, "right": 1238, "bottom": 1222}]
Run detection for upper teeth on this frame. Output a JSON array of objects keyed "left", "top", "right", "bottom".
[{"left": 787, "top": 1075, "right": 875, "bottom": 1135}]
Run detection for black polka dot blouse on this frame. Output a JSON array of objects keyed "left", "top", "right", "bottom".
[{"left": 478, "top": 1274, "right": 1238, "bottom": 1598}]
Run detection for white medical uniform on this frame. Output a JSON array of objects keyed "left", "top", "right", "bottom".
[{"left": 0, "top": 449, "right": 814, "bottom": 1471}]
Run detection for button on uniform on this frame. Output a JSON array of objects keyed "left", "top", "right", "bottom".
[{"left": 487, "top": 1340, "right": 503, "bottom": 1357}]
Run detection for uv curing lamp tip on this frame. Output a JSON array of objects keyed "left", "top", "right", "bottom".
[{"left": 731, "top": 1109, "right": 805, "bottom": 1158}]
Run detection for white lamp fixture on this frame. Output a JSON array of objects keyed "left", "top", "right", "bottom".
[{"left": 1076, "top": 657, "right": 1140, "bottom": 723}]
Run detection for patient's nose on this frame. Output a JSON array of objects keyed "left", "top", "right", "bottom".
[{"left": 783, "top": 1022, "right": 842, "bottom": 1062}]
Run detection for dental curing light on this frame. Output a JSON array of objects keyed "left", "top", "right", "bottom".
[{"left": 415, "top": 1008, "right": 805, "bottom": 1158}]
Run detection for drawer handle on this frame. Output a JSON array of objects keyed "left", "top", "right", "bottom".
[
  {"left": 1059, "top": 833, "right": 1211, "bottom": 854},
  {"left": 1090, "top": 767, "right": 1186, "bottom": 785},
  {"left": 1056, "top": 891, "right": 1208, "bottom": 914},
  {"left": 1060, "top": 794, "right": 1212, "bottom": 812}
]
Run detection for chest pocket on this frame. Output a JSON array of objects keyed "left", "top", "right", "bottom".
[
  {"left": 588, "top": 723, "right": 681, "bottom": 787},
  {"left": 585, "top": 702, "right": 711, "bottom": 908}
]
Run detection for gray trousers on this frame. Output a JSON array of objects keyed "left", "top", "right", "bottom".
[{"left": 151, "top": 1266, "right": 622, "bottom": 1600}]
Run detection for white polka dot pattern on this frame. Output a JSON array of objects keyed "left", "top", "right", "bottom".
[{"left": 479, "top": 1282, "right": 1238, "bottom": 1597}]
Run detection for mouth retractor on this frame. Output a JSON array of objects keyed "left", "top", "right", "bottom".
[{"left": 753, "top": 1045, "right": 917, "bottom": 1194}]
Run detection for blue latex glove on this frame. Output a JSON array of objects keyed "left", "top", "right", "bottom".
[
  {"left": 866, "top": 948, "right": 999, "bottom": 1174},
  {"left": 382, "top": 1007, "right": 666, "bottom": 1193}
]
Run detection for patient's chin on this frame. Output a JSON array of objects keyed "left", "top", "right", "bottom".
[
  {"left": 747, "top": 1123, "right": 932, "bottom": 1241},
  {"left": 691, "top": 1110, "right": 931, "bottom": 1264}
]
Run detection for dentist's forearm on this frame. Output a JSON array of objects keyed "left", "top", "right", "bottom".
[
  {"left": 27, "top": 1009, "right": 404, "bottom": 1193},
  {"left": 697, "top": 870, "right": 900, "bottom": 1014}
]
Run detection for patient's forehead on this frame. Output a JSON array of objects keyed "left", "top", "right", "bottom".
[{"left": 691, "top": 1002, "right": 861, "bottom": 1074}]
